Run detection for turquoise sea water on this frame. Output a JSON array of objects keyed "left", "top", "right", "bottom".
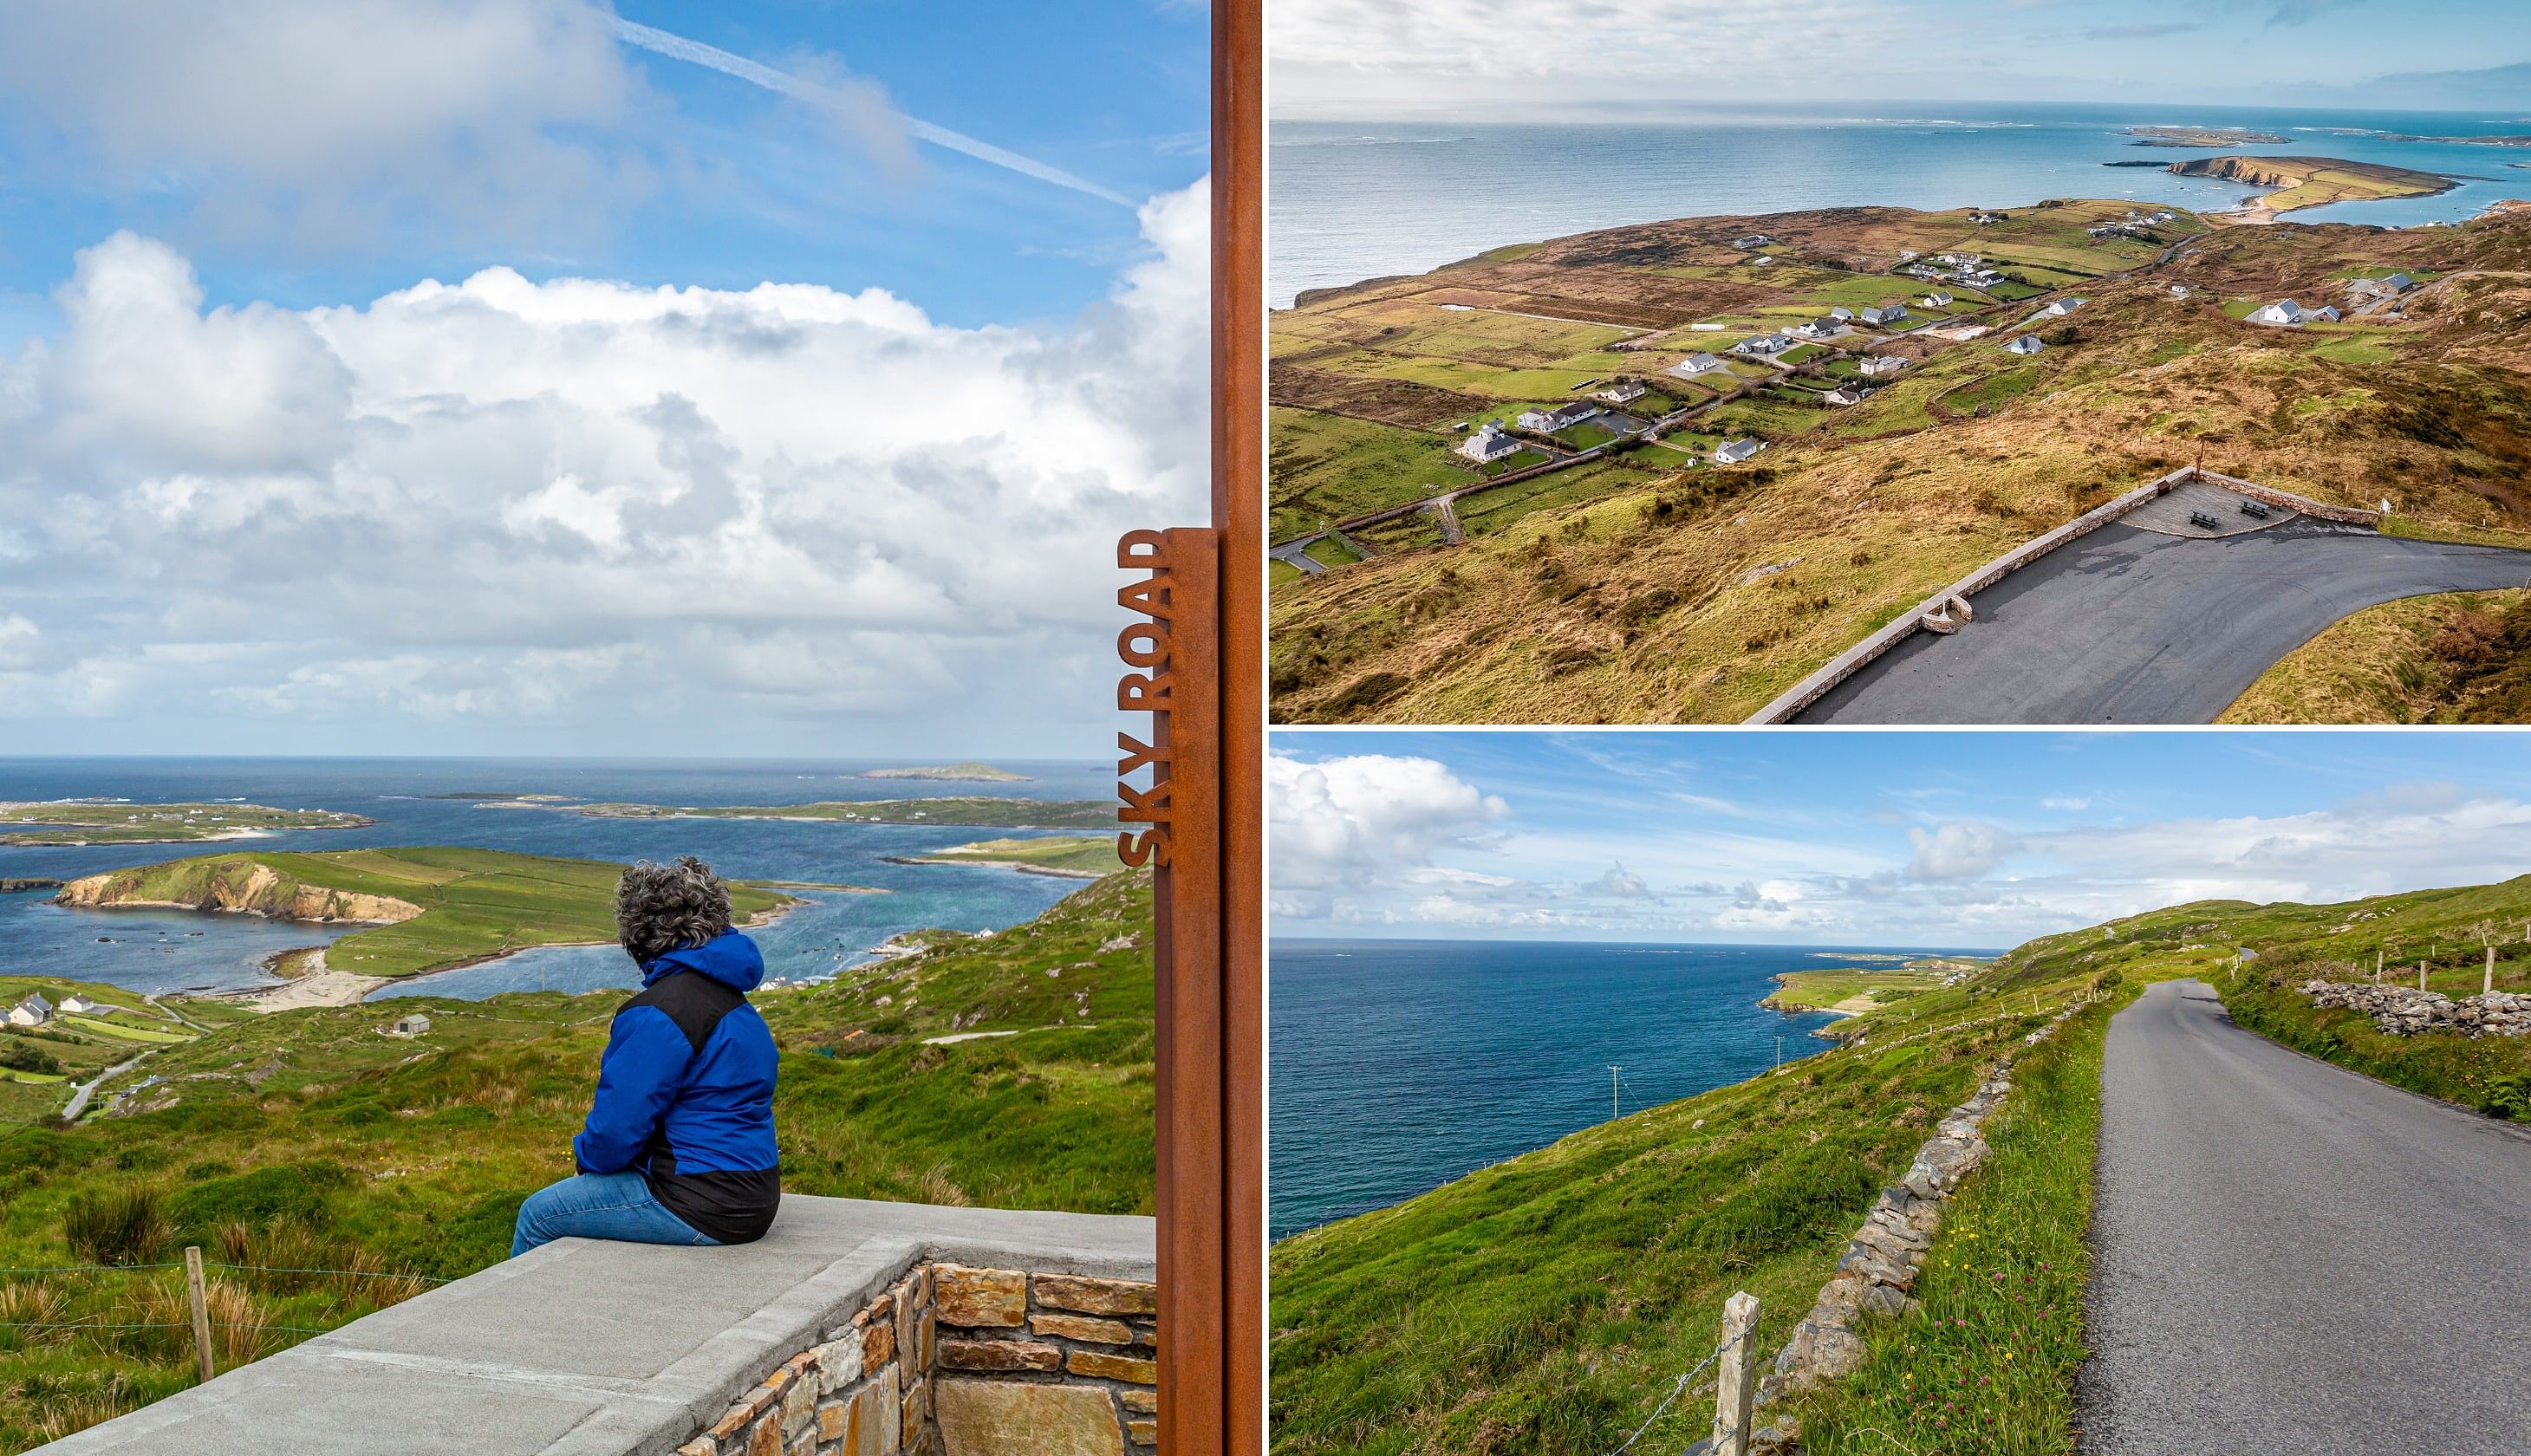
[
  {"left": 0, "top": 757, "right": 1106, "bottom": 1002},
  {"left": 1270, "top": 102, "right": 2531, "bottom": 304},
  {"left": 1267, "top": 939, "right": 2000, "bottom": 1239}
]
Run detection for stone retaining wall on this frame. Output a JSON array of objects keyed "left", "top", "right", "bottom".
[
  {"left": 2300, "top": 980, "right": 2531, "bottom": 1037},
  {"left": 2195, "top": 469, "right": 2380, "bottom": 526},
  {"left": 677, "top": 1263, "right": 1158, "bottom": 1456}
]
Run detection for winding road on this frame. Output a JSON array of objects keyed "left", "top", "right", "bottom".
[
  {"left": 2080, "top": 979, "right": 2531, "bottom": 1454},
  {"left": 1799, "top": 508, "right": 2531, "bottom": 723}
]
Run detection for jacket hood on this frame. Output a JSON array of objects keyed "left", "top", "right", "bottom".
[{"left": 642, "top": 929, "right": 765, "bottom": 992}]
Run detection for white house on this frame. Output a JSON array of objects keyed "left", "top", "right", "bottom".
[
  {"left": 1793, "top": 318, "right": 1843, "bottom": 341},
  {"left": 1595, "top": 380, "right": 1647, "bottom": 406},
  {"left": 1714, "top": 439, "right": 1765, "bottom": 465},
  {"left": 1517, "top": 402, "right": 1600, "bottom": 432},
  {"left": 2247, "top": 300, "right": 2309, "bottom": 326},
  {"left": 1918, "top": 290, "right": 1954, "bottom": 309},
  {"left": 58, "top": 994, "right": 112, "bottom": 1016},
  {"left": 1858, "top": 355, "right": 1906, "bottom": 377},
  {"left": 6, "top": 993, "right": 52, "bottom": 1028},
  {"left": 1824, "top": 386, "right": 1867, "bottom": 406},
  {"left": 1971, "top": 211, "right": 2007, "bottom": 225},
  {"left": 2170, "top": 284, "right": 2191, "bottom": 300},
  {"left": 2305, "top": 305, "right": 2340, "bottom": 322},
  {"left": 2040, "top": 297, "right": 2086, "bottom": 317},
  {"left": 1733, "top": 233, "right": 1774, "bottom": 250},
  {"left": 387, "top": 1013, "right": 433, "bottom": 1037},
  {"left": 1828, "top": 307, "right": 1856, "bottom": 322},
  {"left": 1733, "top": 334, "right": 1794, "bottom": 357},
  {"left": 1669, "top": 352, "right": 1728, "bottom": 378},
  {"left": 1461, "top": 426, "right": 1522, "bottom": 464},
  {"left": 2003, "top": 335, "right": 2045, "bottom": 355},
  {"left": 1860, "top": 304, "right": 1907, "bottom": 327}
]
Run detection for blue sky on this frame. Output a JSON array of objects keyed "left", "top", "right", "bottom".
[
  {"left": 0, "top": 1, "right": 1207, "bottom": 339},
  {"left": 1270, "top": 731, "right": 2531, "bottom": 949},
  {"left": 1271, "top": 0, "right": 2530, "bottom": 116},
  {"left": 0, "top": 2, "right": 1209, "bottom": 758}
]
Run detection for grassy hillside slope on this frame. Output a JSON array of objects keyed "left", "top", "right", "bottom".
[
  {"left": 1272, "top": 870, "right": 2531, "bottom": 1455},
  {"left": 0, "top": 871, "right": 1154, "bottom": 1450},
  {"left": 1272, "top": 207, "right": 2531, "bottom": 724},
  {"left": 2221, "top": 588, "right": 2531, "bottom": 723}
]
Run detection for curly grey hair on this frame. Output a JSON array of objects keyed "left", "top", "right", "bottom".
[{"left": 615, "top": 856, "right": 734, "bottom": 966}]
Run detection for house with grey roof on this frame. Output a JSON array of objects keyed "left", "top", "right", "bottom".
[
  {"left": 1714, "top": 438, "right": 1765, "bottom": 465},
  {"left": 1860, "top": 303, "right": 1908, "bottom": 327},
  {"left": 1669, "top": 353, "right": 1728, "bottom": 378},
  {"left": 2003, "top": 335, "right": 2044, "bottom": 355},
  {"left": 1461, "top": 426, "right": 1522, "bottom": 464}
]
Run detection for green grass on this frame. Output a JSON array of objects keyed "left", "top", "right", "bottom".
[
  {"left": 1304, "top": 536, "right": 1366, "bottom": 570},
  {"left": 1270, "top": 930, "right": 2128, "bottom": 1455},
  {"left": 57, "top": 1018, "right": 189, "bottom": 1046},
  {"left": 902, "top": 836, "right": 1126, "bottom": 877},
  {"left": 0, "top": 872, "right": 1156, "bottom": 1449},
  {"left": 1798, "top": 996, "right": 2119, "bottom": 1456},
  {"left": 1269, "top": 407, "right": 1461, "bottom": 540}
]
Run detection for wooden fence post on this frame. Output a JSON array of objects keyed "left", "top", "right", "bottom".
[
  {"left": 1713, "top": 1290, "right": 1760, "bottom": 1456},
  {"left": 2418, "top": 960, "right": 2427, "bottom": 991},
  {"left": 2487, "top": 946, "right": 2496, "bottom": 996},
  {"left": 184, "top": 1245, "right": 213, "bottom": 1384}
]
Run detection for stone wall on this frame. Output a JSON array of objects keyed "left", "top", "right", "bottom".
[
  {"left": 2300, "top": 980, "right": 2531, "bottom": 1037},
  {"left": 2194, "top": 469, "right": 2380, "bottom": 526},
  {"left": 676, "top": 1262, "right": 1158, "bottom": 1456},
  {"left": 1753, "top": 996, "right": 2100, "bottom": 1442}
]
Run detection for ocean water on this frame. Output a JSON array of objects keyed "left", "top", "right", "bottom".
[
  {"left": 1271, "top": 103, "right": 2531, "bottom": 304},
  {"left": 0, "top": 757, "right": 1108, "bottom": 1002},
  {"left": 1268, "top": 939, "right": 1997, "bottom": 1239}
]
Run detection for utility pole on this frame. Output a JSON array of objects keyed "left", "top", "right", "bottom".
[
  {"left": 1775, "top": 1036, "right": 1784, "bottom": 1070},
  {"left": 2419, "top": 960, "right": 2427, "bottom": 991},
  {"left": 1609, "top": 1065, "right": 1621, "bottom": 1121}
]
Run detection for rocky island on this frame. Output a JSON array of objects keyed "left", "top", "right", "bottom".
[
  {"left": 2124, "top": 125, "right": 2289, "bottom": 147},
  {"left": 856, "top": 763, "right": 1031, "bottom": 783},
  {"left": 556, "top": 797, "right": 1111, "bottom": 829},
  {"left": 2166, "top": 154, "right": 2454, "bottom": 223}
]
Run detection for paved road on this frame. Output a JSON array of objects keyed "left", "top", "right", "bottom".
[
  {"left": 1799, "top": 518, "right": 2531, "bottom": 723},
  {"left": 2079, "top": 980, "right": 2531, "bottom": 1455}
]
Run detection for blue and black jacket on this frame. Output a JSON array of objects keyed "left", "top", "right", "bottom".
[{"left": 574, "top": 930, "right": 782, "bottom": 1244}]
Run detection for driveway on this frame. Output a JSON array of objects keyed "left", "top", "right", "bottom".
[{"left": 1797, "top": 517, "right": 2531, "bottom": 723}]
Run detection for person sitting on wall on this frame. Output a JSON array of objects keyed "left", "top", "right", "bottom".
[{"left": 512, "top": 856, "right": 782, "bottom": 1256}]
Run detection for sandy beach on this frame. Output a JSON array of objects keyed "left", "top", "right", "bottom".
[{"left": 224, "top": 951, "right": 392, "bottom": 1011}]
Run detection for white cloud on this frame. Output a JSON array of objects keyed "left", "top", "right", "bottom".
[
  {"left": 0, "top": 181, "right": 1210, "bottom": 753},
  {"left": 0, "top": 0, "right": 642, "bottom": 245},
  {"left": 1268, "top": 751, "right": 1512, "bottom": 917},
  {"left": 2041, "top": 795, "right": 2092, "bottom": 812},
  {"left": 1905, "top": 821, "right": 2020, "bottom": 881}
]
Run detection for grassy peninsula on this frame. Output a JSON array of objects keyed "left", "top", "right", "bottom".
[
  {"left": 561, "top": 797, "right": 1111, "bottom": 829},
  {"left": 0, "top": 803, "right": 370, "bottom": 847},
  {"left": 54, "top": 848, "right": 802, "bottom": 980},
  {"left": 1272, "top": 872, "right": 2531, "bottom": 1455},
  {"left": 892, "top": 836, "right": 1126, "bottom": 878},
  {"left": 0, "top": 869, "right": 1155, "bottom": 1449},
  {"left": 1269, "top": 198, "right": 2531, "bottom": 724},
  {"left": 857, "top": 764, "right": 1031, "bottom": 783}
]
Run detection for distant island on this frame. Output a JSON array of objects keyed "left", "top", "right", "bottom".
[
  {"left": 886, "top": 835, "right": 1125, "bottom": 879},
  {"left": 0, "top": 802, "right": 372, "bottom": 846},
  {"left": 2125, "top": 126, "right": 2288, "bottom": 147},
  {"left": 857, "top": 763, "right": 1031, "bottom": 783},
  {"left": 555, "top": 797, "right": 1112, "bottom": 829},
  {"left": 53, "top": 848, "right": 809, "bottom": 1003}
]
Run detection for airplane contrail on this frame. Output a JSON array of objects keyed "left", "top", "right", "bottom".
[{"left": 607, "top": 16, "right": 1136, "bottom": 209}]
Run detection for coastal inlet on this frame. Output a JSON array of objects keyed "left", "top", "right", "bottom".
[{"left": 0, "top": 757, "right": 1116, "bottom": 1004}]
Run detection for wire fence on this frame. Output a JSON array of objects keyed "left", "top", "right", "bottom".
[
  {"left": 1603, "top": 1327, "right": 1744, "bottom": 1456},
  {"left": 0, "top": 1262, "right": 448, "bottom": 1284}
]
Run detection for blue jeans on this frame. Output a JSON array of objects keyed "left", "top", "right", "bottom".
[{"left": 511, "top": 1172, "right": 720, "bottom": 1258}]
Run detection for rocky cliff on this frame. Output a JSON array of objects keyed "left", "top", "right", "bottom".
[{"left": 56, "top": 858, "right": 420, "bottom": 925}]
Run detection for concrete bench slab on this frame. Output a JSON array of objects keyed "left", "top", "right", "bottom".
[{"left": 29, "top": 1195, "right": 1154, "bottom": 1456}]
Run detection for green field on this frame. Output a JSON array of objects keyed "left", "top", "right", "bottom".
[
  {"left": 60, "top": 848, "right": 798, "bottom": 980},
  {"left": 0, "top": 872, "right": 1157, "bottom": 1449},
  {"left": 901, "top": 836, "right": 1127, "bottom": 877},
  {"left": 1269, "top": 407, "right": 1458, "bottom": 540},
  {"left": 0, "top": 803, "right": 370, "bottom": 847}
]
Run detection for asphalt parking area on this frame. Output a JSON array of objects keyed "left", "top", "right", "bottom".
[{"left": 1797, "top": 518, "right": 2531, "bottom": 724}]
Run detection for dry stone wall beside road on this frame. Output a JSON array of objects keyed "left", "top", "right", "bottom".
[{"left": 2300, "top": 980, "right": 2531, "bottom": 1037}]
